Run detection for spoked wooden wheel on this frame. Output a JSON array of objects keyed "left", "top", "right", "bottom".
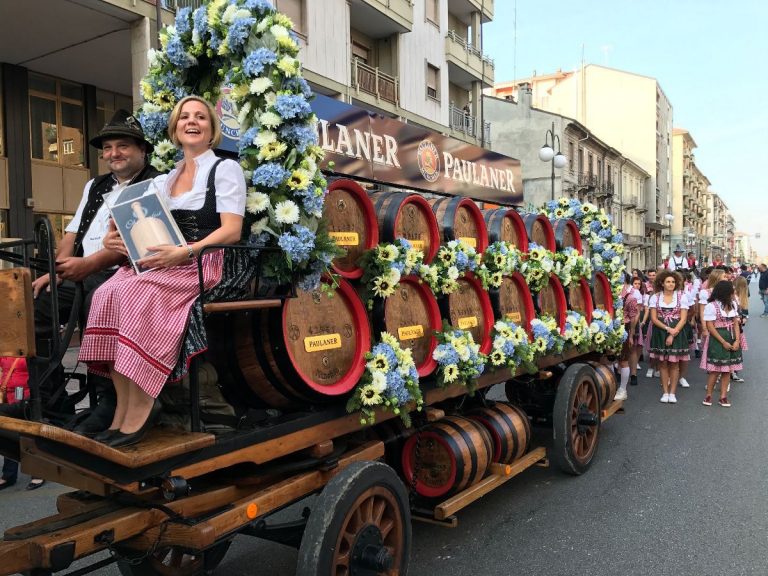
[
  {"left": 297, "top": 461, "right": 411, "bottom": 575},
  {"left": 116, "top": 540, "right": 231, "bottom": 576},
  {"left": 551, "top": 363, "right": 601, "bottom": 475}
]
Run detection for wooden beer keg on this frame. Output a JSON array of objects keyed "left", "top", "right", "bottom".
[
  {"left": 324, "top": 179, "right": 379, "bottom": 279},
  {"left": 484, "top": 207, "right": 528, "bottom": 251},
  {"left": 467, "top": 402, "right": 531, "bottom": 464},
  {"left": 438, "top": 273, "right": 494, "bottom": 354},
  {"left": 552, "top": 218, "right": 583, "bottom": 254},
  {"left": 371, "top": 275, "right": 441, "bottom": 377},
  {"left": 233, "top": 276, "right": 371, "bottom": 409},
  {"left": 430, "top": 196, "right": 489, "bottom": 253},
  {"left": 591, "top": 271, "right": 615, "bottom": 317},
  {"left": 371, "top": 191, "right": 440, "bottom": 262},
  {"left": 566, "top": 278, "right": 595, "bottom": 324},
  {"left": 489, "top": 272, "right": 535, "bottom": 336},
  {"left": 534, "top": 273, "right": 568, "bottom": 334},
  {"left": 590, "top": 362, "right": 617, "bottom": 409},
  {"left": 521, "top": 213, "right": 556, "bottom": 252},
  {"left": 401, "top": 415, "right": 492, "bottom": 499}
]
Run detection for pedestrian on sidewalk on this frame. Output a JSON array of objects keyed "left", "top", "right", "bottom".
[
  {"left": 649, "top": 271, "right": 690, "bottom": 403},
  {"left": 731, "top": 276, "right": 750, "bottom": 383},
  {"left": 614, "top": 274, "right": 639, "bottom": 401},
  {"left": 677, "top": 270, "right": 697, "bottom": 389},
  {"left": 630, "top": 276, "right": 646, "bottom": 385},
  {"left": 758, "top": 264, "right": 768, "bottom": 318},
  {"left": 641, "top": 274, "right": 660, "bottom": 379},
  {"left": 701, "top": 281, "right": 743, "bottom": 407}
]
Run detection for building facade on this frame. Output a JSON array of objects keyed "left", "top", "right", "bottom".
[
  {"left": 707, "top": 192, "right": 736, "bottom": 264},
  {"left": 0, "top": 0, "right": 496, "bottom": 241}
]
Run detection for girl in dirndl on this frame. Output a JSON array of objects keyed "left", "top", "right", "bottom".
[
  {"left": 614, "top": 274, "right": 639, "bottom": 401},
  {"left": 676, "top": 270, "right": 696, "bottom": 389},
  {"left": 700, "top": 281, "right": 743, "bottom": 407},
  {"left": 649, "top": 270, "right": 690, "bottom": 403},
  {"left": 629, "top": 276, "right": 645, "bottom": 386}
]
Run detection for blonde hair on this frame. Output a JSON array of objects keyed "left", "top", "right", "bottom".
[
  {"left": 167, "top": 96, "right": 222, "bottom": 149},
  {"left": 707, "top": 269, "right": 725, "bottom": 288},
  {"left": 734, "top": 276, "right": 749, "bottom": 310}
]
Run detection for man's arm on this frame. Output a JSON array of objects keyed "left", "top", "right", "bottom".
[{"left": 31, "top": 232, "right": 76, "bottom": 297}]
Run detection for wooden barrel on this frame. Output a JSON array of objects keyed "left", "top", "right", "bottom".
[
  {"left": 552, "top": 218, "right": 583, "bottom": 254},
  {"left": 521, "top": 213, "right": 556, "bottom": 252},
  {"left": 484, "top": 207, "right": 528, "bottom": 252},
  {"left": 489, "top": 272, "right": 535, "bottom": 336},
  {"left": 566, "top": 278, "right": 594, "bottom": 324},
  {"left": 467, "top": 402, "right": 531, "bottom": 464},
  {"left": 590, "top": 362, "right": 617, "bottom": 409},
  {"left": 324, "top": 179, "right": 379, "bottom": 279},
  {"left": 592, "top": 271, "right": 615, "bottom": 317},
  {"left": 438, "top": 273, "right": 493, "bottom": 354},
  {"left": 430, "top": 196, "right": 489, "bottom": 253},
  {"left": 371, "top": 191, "right": 440, "bottom": 263},
  {"left": 233, "top": 276, "right": 371, "bottom": 409},
  {"left": 534, "top": 273, "right": 567, "bottom": 334},
  {"left": 401, "top": 415, "right": 492, "bottom": 499},
  {"left": 371, "top": 275, "right": 440, "bottom": 377}
]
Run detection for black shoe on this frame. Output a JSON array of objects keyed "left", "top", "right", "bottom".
[
  {"left": 0, "top": 479, "right": 16, "bottom": 491},
  {"left": 630, "top": 375, "right": 638, "bottom": 386},
  {"left": 72, "top": 399, "right": 117, "bottom": 437},
  {"left": 694, "top": 349, "right": 701, "bottom": 358},
  {"left": 93, "top": 428, "right": 119, "bottom": 443},
  {"left": 107, "top": 401, "right": 161, "bottom": 449},
  {"left": 25, "top": 479, "right": 45, "bottom": 491}
]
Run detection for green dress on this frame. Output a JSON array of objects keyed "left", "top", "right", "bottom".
[{"left": 649, "top": 291, "right": 689, "bottom": 362}]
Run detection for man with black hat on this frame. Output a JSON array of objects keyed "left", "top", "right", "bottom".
[
  {"left": 667, "top": 244, "right": 689, "bottom": 271},
  {"left": 29, "top": 110, "right": 161, "bottom": 435}
]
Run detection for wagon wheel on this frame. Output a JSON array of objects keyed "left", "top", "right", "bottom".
[
  {"left": 551, "top": 363, "right": 601, "bottom": 475},
  {"left": 297, "top": 461, "right": 411, "bottom": 576},
  {"left": 116, "top": 540, "right": 232, "bottom": 576}
]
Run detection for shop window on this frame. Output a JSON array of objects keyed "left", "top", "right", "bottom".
[
  {"left": 29, "top": 74, "right": 85, "bottom": 167},
  {"left": 426, "top": 63, "right": 439, "bottom": 100}
]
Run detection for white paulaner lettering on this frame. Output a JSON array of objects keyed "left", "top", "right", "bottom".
[
  {"left": 318, "top": 119, "right": 401, "bottom": 168},
  {"left": 442, "top": 151, "right": 516, "bottom": 194}
]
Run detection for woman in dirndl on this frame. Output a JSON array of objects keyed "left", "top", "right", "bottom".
[
  {"left": 613, "top": 274, "right": 639, "bottom": 401},
  {"left": 676, "top": 270, "right": 696, "bottom": 389},
  {"left": 79, "top": 96, "right": 247, "bottom": 447},
  {"left": 629, "top": 276, "right": 645, "bottom": 386},
  {"left": 649, "top": 270, "right": 690, "bottom": 404},
  {"left": 700, "top": 280, "right": 744, "bottom": 407}
]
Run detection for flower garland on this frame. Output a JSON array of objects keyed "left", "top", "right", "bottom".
[
  {"left": 489, "top": 320, "right": 536, "bottom": 375},
  {"left": 540, "top": 197, "right": 626, "bottom": 299},
  {"left": 138, "top": 0, "right": 338, "bottom": 289},
  {"left": 419, "top": 240, "right": 481, "bottom": 295},
  {"left": 519, "top": 243, "right": 556, "bottom": 294},
  {"left": 588, "top": 308, "right": 626, "bottom": 353},
  {"left": 554, "top": 247, "right": 593, "bottom": 287},
  {"left": 475, "top": 241, "right": 522, "bottom": 290},
  {"left": 562, "top": 310, "right": 591, "bottom": 352},
  {"left": 346, "top": 332, "right": 423, "bottom": 426},
  {"left": 432, "top": 325, "right": 487, "bottom": 393},
  {"left": 529, "top": 315, "right": 565, "bottom": 356},
  {"left": 358, "top": 239, "right": 424, "bottom": 308}
]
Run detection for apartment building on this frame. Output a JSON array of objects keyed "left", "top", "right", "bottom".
[
  {"left": 0, "top": 0, "right": 497, "bottom": 241},
  {"left": 484, "top": 83, "right": 649, "bottom": 269},
  {"left": 670, "top": 128, "right": 711, "bottom": 263},
  {"left": 707, "top": 192, "right": 736, "bottom": 264},
  {"left": 491, "top": 65, "right": 673, "bottom": 265}
]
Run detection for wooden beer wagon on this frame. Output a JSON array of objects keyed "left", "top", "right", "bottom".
[{"left": 0, "top": 184, "right": 625, "bottom": 575}]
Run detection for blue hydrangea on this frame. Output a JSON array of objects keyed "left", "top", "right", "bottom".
[
  {"left": 612, "top": 232, "right": 623, "bottom": 243},
  {"left": 434, "top": 343, "right": 459, "bottom": 365},
  {"left": 279, "top": 123, "right": 318, "bottom": 153},
  {"left": 226, "top": 17, "right": 256, "bottom": 51},
  {"left": 192, "top": 6, "right": 208, "bottom": 39},
  {"left": 297, "top": 271, "right": 322, "bottom": 291},
  {"left": 137, "top": 110, "right": 169, "bottom": 141},
  {"left": 175, "top": 7, "right": 192, "bottom": 36},
  {"left": 408, "top": 365, "right": 419, "bottom": 381},
  {"left": 209, "top": 29, "right": 222, "bottom": 52},
  {"left": 372, "top": 343, "right": 397, "bottom": 366},
  {"left": 243, "top": 0, "right": 274, "bottom": 14},
  {"left": 274, "top": 94, "right": 312, "bottom": 120},
  {"left": 166, "top": 35, "right": 194, "bottom": 69},
  {"left": 546, "top": 200, "right": 558, "bottom": 212},
  {"left": 590, "top": 220, "right": 602, "bottom": 232},
  {"left": 396, "top": 238, "right": 412, "bottom": 251},
  {"left": 239, "top": 127, "right": 259, "bottom": 154},
  {"left": 278, "top": 225, "right": 316, "bottom": 262},
  {"left": 283, "top": 76, "right": 312, "bottom": 99},
  {"left": 242, "top": 48, "right": 278, "bottom": 77},
  {"left": 592, "top": 243, "right": 604, "bottom": 253},
  {"left": 598, "top": 228, "right": 612, "bottom": 239},
  {"left": 456, "top": 250, "right": 468, "bottom": 269},
  {"left": 502, "top": 340, "right": 516, "bottom": 355},
  {"left": 252, "top": 163, "right": 290, "bottom": 188},
  {"left": 248, "top": 231, "right": 269, "bottom": 248}
]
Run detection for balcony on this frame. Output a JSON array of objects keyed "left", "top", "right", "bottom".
[
  {"left": 351, "top": 58, "right": 399, "bottom": 106},
  {"left": 623, "top": 195, "right": 637, "bottom": 209},
  {"left": 449, "top": 104, "right": 491, "bottom": 144},
  {"left": 447, "top": 0, "right": 494, "bottom": 23},
  {"left": 349, "top": 0, "right": 414, "bottom": 37},
  {"left": 577, "top": 172, "right": 599, "bottom": 191},
  {"left": 445, "top": 30, "right": 495, "bottom": 88},
  {"left": 624, "top": 234, "right": 645, "bottom": 247},
  {"left": 164, "top": 0, "right": 204, "bottom": 10}
]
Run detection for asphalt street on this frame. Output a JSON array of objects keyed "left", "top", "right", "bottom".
[{"left": 1, "top": 277, "right": 767, "bottom": 576}]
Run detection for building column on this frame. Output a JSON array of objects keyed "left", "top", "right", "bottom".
[{"left": 131, "top": 17, "right": 152, "bottom": 107}]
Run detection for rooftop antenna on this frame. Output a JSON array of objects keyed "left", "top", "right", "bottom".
[{"left": 513, "top": 0, "right": 517, "bottom": 81}]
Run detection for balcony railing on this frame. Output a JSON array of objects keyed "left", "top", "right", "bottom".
[
  {"left": 351, "top": 58, "right": 399, "bottom": 106},
  {"left": 446, "top": 30, "right": 495, "bottom": 67},
  {"left": 449, "top": 104, "right": 491, "bottom": 144},
  {"left": 162, "top": 0, "right": 203, "bottom": 10},
  {"left": 577, "top": 173, "right": 599, "bottom": 190}
]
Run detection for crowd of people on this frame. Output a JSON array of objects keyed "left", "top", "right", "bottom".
[{"left": 615, "top": 244, "right": 762, "bottom": 408}]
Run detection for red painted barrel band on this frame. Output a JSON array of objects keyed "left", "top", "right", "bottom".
[
  {"left": 327, "top": 179, "right": 379, "bottom": 279},
  {"left": 402, "top": 430, "right": 458, "bottom": 498}
]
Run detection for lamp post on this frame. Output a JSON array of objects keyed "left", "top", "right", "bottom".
[
  {"left": 538, "top": 122, "right": 567, "bottom": 201},
  {"left": 664, "top": 213, "right": 674, "bottom": 263}
]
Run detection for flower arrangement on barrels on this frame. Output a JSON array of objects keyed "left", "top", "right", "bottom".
[
  {"left": 529, "top": 315, "right": 565, "bottom": 356},
  {"left": 419, "top": 240, "right": 481, "bottom": 295},
  {"left": 475, "top": 241, "right": 522, "bottom": 290},
  {"left": 519, "top": 243, "right": 556, "bottom": 294},
  {"left": 489, "top": 320, "right": 536, "bottom": 375},
  {"left": 137, "top": 0, "right": 338, "bottom": 289},
  {"left": 554, "top": 247, "right": 593, "bottom": 287},
  {"left": 358, "top": 239, "right": 425, "bottom": 307},
  {"left": 588, "top": 309, "right": 626, "bottom": 354},
  {"left": 347, "top": 332, "right": 423, "bottom": 426},
  {"left": 432, "top": 325, "right": 487, "bottom": 393},
  {"left": 562, "top": 310, "right": 591, "bottom": 352}
]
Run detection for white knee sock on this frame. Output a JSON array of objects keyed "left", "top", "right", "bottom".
[{"left": 619, "top": 367, "right": 630, "bottom": 392}]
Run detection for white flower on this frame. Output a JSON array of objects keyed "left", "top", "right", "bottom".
[
  {"left": 237, "top": 102, "right": 252, "bottom": 127},
  {"left": 256, "top": 17, "right": 271, "bottom": 33},
  {"left": 447, "top": 266, "right": 459, "bottom": 280},
  {"left": 259, "top": 111, "right": 282, "bottom": 129},
  {"left": 142, "top": 102, "right": 163, "bottom": 114},
  {"left": 154, "top": 139, "right": 176, "bottom": 157},
  {"left": 274, "top": 200, "right": 300, "bottom": 224},
  {"left": 249, "top": 77, "right": 273, "bottom": 94},
  {"left": 370, "top": 371, "right": 387, "bottom": 392},
  {"left": 147, "top": 48, "right": 159, "bottom": 68},
  {"left": 250, "top": 217, "right": 270, "bottom": 235},
  {"left": 384, "top": 268, "right": 401, "bottom": 285},
  {"left": 247, "top": 192, "right": 270, "bottom": 214},
  {"left": 254, "top": 130, "right": 277, "bottom": 148},
  {"left": 264, "top": 91, "right": 278, "bottom": 107},
  {"left": 270, "top": 24, "right": 289, "bottom": 38}
]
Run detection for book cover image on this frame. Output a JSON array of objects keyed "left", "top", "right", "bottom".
[{"left": 107, "top": 181, "right": 187, "bottom": 274}]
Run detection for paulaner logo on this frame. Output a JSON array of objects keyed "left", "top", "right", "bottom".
[
  {"left": 417, "top": 140, "right": 440, "bottom": 183},
  {"left": 216, "top": 88, "right": 240, "bottom": 141}
]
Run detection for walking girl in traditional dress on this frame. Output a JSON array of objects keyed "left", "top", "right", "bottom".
[
  {"left": 701, "top": 281, "right": 743, "bottom": 407},
  {"left": 676, "top": 270, "right": 697, "bottom": 389},
  {"left": 731, "top": 275, "right": 750, "bottom": 383},
  {"left": 649, "top": 270, "right": 690, "bottom": 403},
  {"left": 79, "top": 96, "right": 247, "bottom": 447},
  {"left": 641, "top": 276, "right": 659, "bottom": 379},
  {"left": 630, "top": 276, "right": 645, "bottom": 386},
  {"left": 614, "top": 274, "right": 639, "bottom": 401}
]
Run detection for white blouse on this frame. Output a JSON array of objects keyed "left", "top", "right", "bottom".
[
  {"left": 648, "top": 292, "right": 690, "bottom": 310},
  {"left": 703, "top": 301, "right": 739, "bottom": 321},
  {"left": 155, "top": 149, "right": 246, "bottom": 216},
  {"left": 632, "top": 288, "right": 643, "bottom": 305}
]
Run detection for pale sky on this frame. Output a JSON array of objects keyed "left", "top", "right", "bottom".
[{"left": 484, "top": 0, "right": 768, "bottom": 256}]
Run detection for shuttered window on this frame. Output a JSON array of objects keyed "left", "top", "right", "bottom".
[
  {"left": 426, "top": 64, "right": 439, "bottom": 100},
  {"left": 426, "top": 0, "right": 439, "bottom": 25}
]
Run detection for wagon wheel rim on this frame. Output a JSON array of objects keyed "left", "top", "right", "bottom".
[
  {"left": 147, "top": 547, "right": 204, "bottom": 576},
  {"left": 570, "top": 377, "right": 599, "bottom": 462},
  {"left": 332, "top": 486, "right": 405, "bottom": 576}
]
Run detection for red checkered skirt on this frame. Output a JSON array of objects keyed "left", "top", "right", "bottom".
[{"left": 78, "top": 251, "right": 223, "bottom": 398}]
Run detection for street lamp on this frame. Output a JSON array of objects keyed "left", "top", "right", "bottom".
[
  {"left": 538, "top": 122, "right": 567, "bottom": 200},
  {"left": 664, "top": 213, "right": 674, "bottom": 261}
]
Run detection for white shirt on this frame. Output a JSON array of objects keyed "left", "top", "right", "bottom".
[
  {"left": 667, "top": 254, "right": 689, "bottom": 271},
  {"left": 648, "top": 292, "right": 690, "bottom": 310},
  {"left": 643, "top": 293, "right": 651, "bottom": 307},
  {"left": 66, "top": 176, "right": 127, "bottom": 258},
  {"left": 702, "top": 301, "right": 738, "bottom": 321},
  {"left": 632, "top": 288, "right": 643, "bottom": 305},
  {"left": 698, "top": 288, "right": 710, "bottom": 306},
  {"left": 155, "top": 150, "right": 246, "bottom": 215}
]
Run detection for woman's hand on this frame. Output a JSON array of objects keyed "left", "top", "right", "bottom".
[
  {"left": 731, "top": 341, "right": 740, "bottom": 351},
  {"left": 103, "top": 221, "right": 128, "bottom": 256},
  {"left": 665, "top": 335, "right": 674, "bottom": 346},
  {"left": 137, "top": 245, "right": 191, "bottom": 270}
]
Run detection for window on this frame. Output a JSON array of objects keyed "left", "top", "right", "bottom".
[
  {"left": 587, "top": 152, "right": 593, "bottom": 176},
  {"left": 276, "top": 0, "right": 305, "bottom": 37},
  {"left": 351, "top": 41, "right": 370, "bottom": 64},
  {"left": 597, "top": 158, "right": 602, "bottom": 183},
  {"left": 426, "top": 63, "right": 439, "bottom": 100},
  {"left": 568, "top": 142, "right": 574, "bottom": 171},
  {"left": 426, "top": 0, "right": 439, "bottom": 26},
  {"left": 29, "top": 74, "right": 85, "bottom": 167}
]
